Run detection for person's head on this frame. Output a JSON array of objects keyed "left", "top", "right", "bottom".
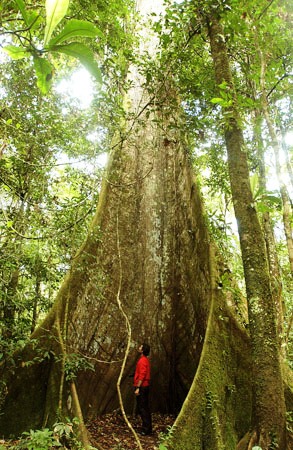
[{"left": 140, "top": 343, "right": 150, "bottom": 356}]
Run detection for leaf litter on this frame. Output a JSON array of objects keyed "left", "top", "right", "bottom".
[{"left": 87, "top": 412, "right": 175, "bottom": 450}]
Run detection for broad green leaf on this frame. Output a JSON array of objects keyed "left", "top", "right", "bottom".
[
  {"left": 33, "top": 56, "right": 53, "bottom": 94},
  {"left": 264, "top": 194, "right": 282, "bottom": 207},
  {"left": 265, "top": 194, "right": 282, "bottom": 206},
  {"left": 15, "top": 0, "right": 28, "bottom": 25},
  {"left": 44, "top": 0, "right": 70, "bottom": 46},
  {"left": 48, "top": 19, "right": 102, "bottom": 46},
  {"left": 211, "top": 97, "right": 224, "bottom": 104},
  {"left": 256, "top": 203, "right": 271, "bottom": 214},
  {"left": 51, "top": 42, "right": 102, "bottom": 82},
  {"left": 218, "top": 81, "right": 228, "bottom": 90},
  {"left": 3, "top": 45, "right": 29, "bottom": 60}
]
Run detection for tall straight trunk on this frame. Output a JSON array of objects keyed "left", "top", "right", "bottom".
[
  {"left": 2, "top": 269, "right": 19, "bottom": 339},
  {"left": 281, "top": 128, "right": 293, "bottom": 191},
  {"left": 259, "top": 49, "right": 293, "bottom": 276},
  {"left": 206, "top": 13, "right": 287, "bottom": 450},
  {"left": 1, "top": 203, "right": 26, "bottom": 338},
  {"left": 253, "top": 111, "right": 284, "bottom": 344},
  {"left": 31, "top": 278, "right": 41, "bottom": 334}
]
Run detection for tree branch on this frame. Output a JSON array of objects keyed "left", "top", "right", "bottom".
[{"left": 267, "top": 73, "right": 291, "bottom": 98}]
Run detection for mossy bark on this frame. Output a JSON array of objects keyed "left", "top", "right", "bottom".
[
  {"left": 206, "top": 12, "right": 287, "bottom": 449},
  {"left": 253, "top": 111, "right": 284, "bottom": 343},
  {"left": 168, "top": 248, "right": 252, "bottom": 449},
  {"left": 259, "top": 48, "right": 293, "bottom": 276}
]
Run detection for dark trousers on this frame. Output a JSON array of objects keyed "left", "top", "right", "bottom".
[{"left": 136, "top": 386, "right": 152, "bottom": 433}]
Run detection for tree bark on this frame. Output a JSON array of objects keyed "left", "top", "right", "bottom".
[
  {"left": 281, "top": 128, "right": 293, "bottom": 192},
  {"left": 205, "top": 13, "right": 287, "bottom": 449},
  {"left": 259, "top": 49, "right": 293, "bottom": 276},
  {"left": 253, "top": 111, "right": 284, "bottom": 346}
]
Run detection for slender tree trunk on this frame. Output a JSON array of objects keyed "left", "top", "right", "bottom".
[
  {"left": 253, "top": 111, "right": 284, "bottom": 344},
  {"left": 259, "top": 50, "right": 293, "bottom": 276},
  {"left": 2, "top": 269, "right": 19, "bottom": 339},
  {"left": 206, "top": 13, "right": 287, "bottom": 449},
  {"left": 31, "top": 278, "right": 41, "bottom": 334},
  {"left": 280, "top": 128, "right": 293, "bottom": 192}
]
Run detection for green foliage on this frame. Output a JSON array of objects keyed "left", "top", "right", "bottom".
[
  {"left": 3, "top": 0, "right": 102, "bottom": 92},
  {"left": 206, "top": 391, "right": 219, "bottom": 410},
  {"left": 63, "top": 353, "right": 95, "bottom": 381},
  {"left": 15, "top": 428, "right": 60, "bottom": 450},
  {"left": 53, "top": 417, "right": 84, "bottom": 449},
  {"left": 50, "top": 42, "right": 102, "bottom": 83},
  {"left": 49, "top": 19, "right": 102, "bottom": 46},
  {"left": 33, "top": 56, "right": 54, "bottom": 94},
  {"left": 14, "top": 0, "right": 41, "bottom": 28},
  {"left": 250, "top": 174, "right": 282, "bottom": 213},
  {"left": 158, "top": 425, "right": 175, "bottom": 450},
  {"left": 44, "top": 0, "right": 70, "bottom": 46},
  {"left": 3, "top": 45, "right": 29, "bottom": 59},
  {"left": 0, "top": 57, "right": 105, "bottom": 343},
  {"left": 211, "top": 82, "right": 233, "bottom": 108},
  {"left": 53, "top": 419, "right": 75, "bottom": 438},
  {"left": 7, "top": 418, "right": 83, "bottom": 450},
  {"left": 0, "top": 3, "right": 292, "bottom": 445}
]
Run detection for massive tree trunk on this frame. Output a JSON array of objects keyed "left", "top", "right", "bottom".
[
  {"left": 202, "top": 11, "right": 287, "bottom": 450},
  {"left": 0, "top": 0, "right": 216, "bottom": 436}
]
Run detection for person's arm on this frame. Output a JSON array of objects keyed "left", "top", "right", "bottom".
[
  {"left": 134, "top": 358, "right": 147, "bottom": 395},
  {"left": 134, "top": 382, "right": 141, "bottom": 395}
]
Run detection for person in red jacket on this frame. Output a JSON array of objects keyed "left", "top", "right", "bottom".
[{"left": 134, "top": 343, "right": 152, "bottom": 435}]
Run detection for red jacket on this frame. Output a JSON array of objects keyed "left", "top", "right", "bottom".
[{"left": 134, "top": 355, "right": 151, "bottom": 387}]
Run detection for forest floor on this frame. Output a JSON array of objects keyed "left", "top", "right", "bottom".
[
  {"left": 0, "top": 412, "right": 175, "bottom": 450},
  {"left": 87, "top": 412, "right": 176, "bottom": 450}
]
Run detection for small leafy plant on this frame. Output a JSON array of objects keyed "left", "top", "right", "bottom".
[
  {"left": 63, "top": 353, "right": 95, "bottom": 381},
  {"left": 158, "top": 424, "right": 175, "bottom": 450},
  {"left": 53, "top": 417, "right": 81, "bottom": 448},
  {"left": 15, "top": 428, "right": 61, "bottom": 450}
]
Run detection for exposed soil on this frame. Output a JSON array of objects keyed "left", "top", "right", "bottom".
[{"left": 87, "top": 412, "right": 176, "bottom": 450}]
